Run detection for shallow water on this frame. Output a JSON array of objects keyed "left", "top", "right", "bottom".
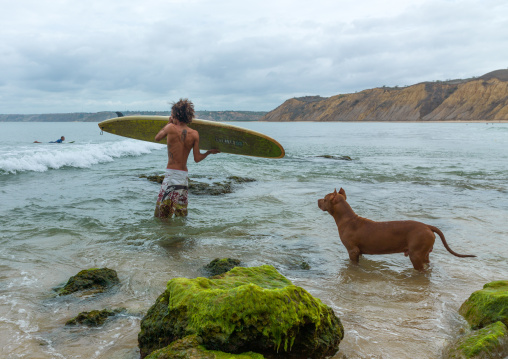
[{"left": 0, "top": 121, "right": 507, "bottom": 358}]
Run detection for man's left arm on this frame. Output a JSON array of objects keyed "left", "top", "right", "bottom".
[{"left": 192, "top": 133, "right": 220, "bottom": 163}]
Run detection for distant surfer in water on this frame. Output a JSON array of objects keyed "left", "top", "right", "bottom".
[
  {"left": 34, "top": 136, "right": 65, "bottom": 143},
  {"left": 154, "top": 99, "right": 220, "bottom": 219}
]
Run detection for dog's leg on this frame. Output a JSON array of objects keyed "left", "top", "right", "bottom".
[
  {"left": 348, "top": 247, "right": 361, "bottom": 263},
  {"left": 409, "top": 252, "right": 427, "bottom": 271}
]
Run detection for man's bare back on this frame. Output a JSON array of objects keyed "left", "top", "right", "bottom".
[{"left": 155, "top": 117, "right": 219, "bottom": 171}]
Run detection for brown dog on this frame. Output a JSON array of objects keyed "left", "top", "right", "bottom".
[{"left": 317, "top": 188, "right": 476, "bottom": 271}]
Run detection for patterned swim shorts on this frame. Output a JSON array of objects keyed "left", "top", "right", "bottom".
[{"left": 154, "top": 169, "right": 189, "bottom": 218}]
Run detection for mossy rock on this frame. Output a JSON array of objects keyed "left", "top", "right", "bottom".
[
  {"left": 189, "top": 180, "right": 233, "bottom": 196},
  {"left": 227, "top": 176, "right": 256, "bottom": 184},
  {"left": 204, "top": 258, "right": 242, "bottom": 277},
  {"left": 459, "top": 281, "right": 508, "bottom": 329},
  {"left": 141, "top": 175, "right": 255, "bottom": 196},
  {"left": 444, "top": 321, "right": 508, "bottom": 358},
  {"left": 66, "top": 308, "right": 122, "bottom": 326},
  {"left": 317, "top": 155, "right": 352, "bottom": 161},
  {"left": 146, "top": 335, "right": 265, "bottom": 359},
  {"left": 138, "top": 265, "right": 344, "bottom": 359},
  {"left": 58, "top": 268, "right": 120, "bottom": 296}
]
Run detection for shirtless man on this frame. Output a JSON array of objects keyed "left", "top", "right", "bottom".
[{"left": 154, "top": 99, "right": 219, "bottom": 218}]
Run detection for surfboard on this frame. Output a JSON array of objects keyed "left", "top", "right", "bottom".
[{"left": 98, "top": 115, "right": 285, "bottom": 159}]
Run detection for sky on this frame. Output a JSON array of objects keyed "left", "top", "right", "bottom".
[{"left": 1, "top": 0, "right": 507, "bottom": 114}]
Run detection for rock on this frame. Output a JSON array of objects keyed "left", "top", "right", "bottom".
[
  {"left": 140, "top": 174, "right": 165, "bottom": 183},
  {"left": 189, "top": 180, "right": 233, "bottom": 196},
  {"left": 444, "top": 321, "right": 508, "bottom": 359},
  {"left": 459, "top": 280, "right": 508, "bottom": 329},
  {"left": 317, "top": 155, "right": 353, "bottom": 161},
  {"left": 227, "top": 176, "right": 256, "bottom": 183},
  {"left": 299, "top": 261, "right": 311, "bottom": 270},
  {"left": 66, "top": 308, "right": 123, "bottom": 327},
  {"left": 138, "top": 265, "right": 344, "bottom": 359},
  {"left": 204, "top": 258, "right": 242, "bottom": 277},
  {"left": 58, "top": 268, "right": 120, "bottom": 296},
  {"left": 145, "top": 335, "right": 265, "bottom": 359},
  {"left": 141, "top": 174, "right": 255, "bottom": 196}
]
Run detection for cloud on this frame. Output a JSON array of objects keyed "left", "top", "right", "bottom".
[{"left": 0, "top": 0, "right": 507, "bottom": 113}]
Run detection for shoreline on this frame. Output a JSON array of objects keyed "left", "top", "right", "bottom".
[{"left": 1, "top": 120, "right": 507, "bottom": 123}]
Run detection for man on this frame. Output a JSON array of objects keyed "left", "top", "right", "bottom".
[
  {"left": 154, "top": 99, "right": 219, "bottom": 219},
  {"left": 33, "top": 136, "right": 65, "bottom": 144},
  {"left": 50, "top": 136, "right": 66, "bottom": 143}
]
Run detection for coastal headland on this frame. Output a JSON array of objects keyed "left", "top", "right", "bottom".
[{"left": 1, "top": 69, "right": 507, "bottom": 122}]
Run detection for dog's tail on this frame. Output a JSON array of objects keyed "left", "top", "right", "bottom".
[{"left": 429, "top": 225, "right": 476, "bottom": 258}]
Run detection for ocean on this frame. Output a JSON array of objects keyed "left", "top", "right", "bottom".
[{"left": 0, "top": 121, "right": 507, "bottom": 359}]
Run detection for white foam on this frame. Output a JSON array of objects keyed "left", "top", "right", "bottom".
[{"left": 0, "top": 140, "right": 163, "bottom": 174}]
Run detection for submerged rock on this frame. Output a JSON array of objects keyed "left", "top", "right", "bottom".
[
  {"left": 58, "top": 268, "right": 120, "bottom": 296},
  {"left": 189, "top": 180, "right": 233, "bottom": 196},
  {"left": 66, "top": 308, "right": 122, "bottom": 327},
  {"left": 145, "top": 335, "right": 265, "bottom": 359},
  {"left": 459, "top": 280, "right": 508, "bottom": 329},
  {"left": 444, "top": 321, "right": 508, "bottom": 359},
  {"left": 138, "top": 265, "right": 344, "bottom": 359},
  {"left": 204, "top": 258, "right": 242, "bottom": 277},
  {"left": 317, "top": 155, "right": 353, "bottom": 161},
  {"left": 140, "top": 174, "right": 256, "bottom": 196}
]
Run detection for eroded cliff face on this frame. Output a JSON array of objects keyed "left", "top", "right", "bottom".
[{"left": 262, "top": 73, "right": 508, "bottom": 122}]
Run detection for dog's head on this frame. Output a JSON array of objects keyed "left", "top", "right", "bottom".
[{"left": 318, "top": 188, "right": 347, "bottom": 214}]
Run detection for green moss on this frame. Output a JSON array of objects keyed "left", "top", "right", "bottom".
[
  {"left": 139, "top": 265, "right": 343, "bottom": 358},
  {"left": 58, "top": 268, "right": 119, "bottom": 296},
  {"left": 204, "top": 258, "right": 242, "bottom": 277},
  {"left": 167, "top": 266, "right": 341, "bottom": 352},
  {"left": 459, "top": 280, "right": 508, "bottom": 329},
  {"left": 66, "top": 309, "right": 117, "bottom": 326},
  {"left": 146, "top": 335, "right": 265, "bottom": 359},
  {"left": 447, "top": 321, "right": 508, "bottom": 358}
]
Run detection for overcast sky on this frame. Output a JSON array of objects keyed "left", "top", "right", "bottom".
[{"left": 1, "top": 0, "right": 507, "bottom": 114}]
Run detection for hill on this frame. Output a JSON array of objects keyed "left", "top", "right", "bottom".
[
  {"left": 0, "top": 111, "right": 266, "bottom": 122},
  {"left": 261, "top": 70, "right": 508, "bottom": 122}
]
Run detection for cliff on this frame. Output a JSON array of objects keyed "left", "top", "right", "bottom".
[{"left": 261, "top": 70, "right": 508, "bottom": 122}]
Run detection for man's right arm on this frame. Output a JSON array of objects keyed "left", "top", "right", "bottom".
[{"left": 155, "top": 124, "right": 171, "bottom": 142}]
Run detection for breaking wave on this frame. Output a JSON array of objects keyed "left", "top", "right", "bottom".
[{"left": 0, "top": 140, "right": 163, "bottom": 174}]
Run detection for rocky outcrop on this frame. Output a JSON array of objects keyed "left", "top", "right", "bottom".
[
  {"left": 203, "top": 258, "right": 242, "bottom": 277},
  {"left": 140, "top": 175, "right": 256, "bottom": 196},
  {"left": 444, "top": 322, "right": 508, "bottom": 359},
  {"left": 66, "top": 309, "right": 123, "bottom": 326},
  {"left": 58, "top": 268, "right": 120, "bottom": 296},
  {"left": 262, "top": 70, "right": 508, "bottom": 122},
  {"left": 138, "top": 265, "right": 344, "bottom": 359},
  {"left": 445, "top": 280, "right": 508, "bottom": 358},
  {"left": 459, "top": 280, "right": 508, "bottom": 329},
  {"left": 145, "top": 335, "right": 265, "bottom": 359}
]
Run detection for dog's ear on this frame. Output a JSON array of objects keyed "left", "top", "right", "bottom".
[
  {"left": 338, "top": 187, "right": 347, "bottom": 200},
  {"left": 333, "top": 188, "right": 337, "bottom": 195}
]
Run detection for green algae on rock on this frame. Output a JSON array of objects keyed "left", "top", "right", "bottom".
[
  {"left": 444, "top": 321, "right": 508, "bottom": 359},
  {"left": 204, "top": 258, "right": 242, "bottom": 277},
  {"left": 138, "top": 265, "right": 344, "bottom": 359},
  {"left": 66, "top": 308, "right": 121, "bottom": 326},
  {"left": 459, "top": 280, "right": 508, "bottom": 329},
  {"left": 145, "top": 335, "right": 265, "bottom": 359},
  {"left": 58, "top": 268, "right": 120, "bottom": 296}
]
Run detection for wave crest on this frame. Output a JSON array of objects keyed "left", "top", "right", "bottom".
[{"left": 0, "top": 140, "right": 162, "bottom": 174}]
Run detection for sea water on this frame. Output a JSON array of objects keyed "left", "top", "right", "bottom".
[{"left": 0, "top": 121, "right": 507, "bottom": 359}]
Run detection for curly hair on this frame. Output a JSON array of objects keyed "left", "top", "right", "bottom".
[{"left": 171, "top": 98, "right": 194, "bottom": 124}]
